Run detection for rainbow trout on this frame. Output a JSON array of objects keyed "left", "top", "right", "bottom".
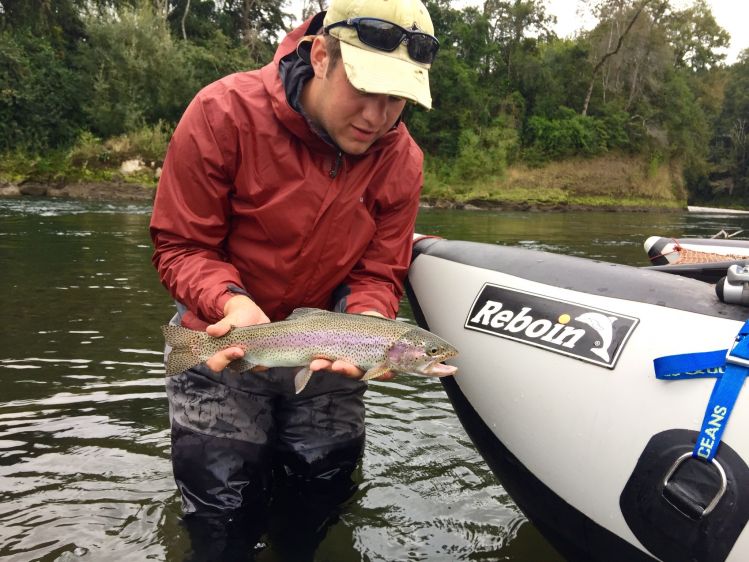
[{"left": 162, "top": 308, "right": 458, "bottom": 393}]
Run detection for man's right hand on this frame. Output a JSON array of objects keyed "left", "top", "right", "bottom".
[{"left": 204, "top": 295, "right": 270, "bottom": 372}]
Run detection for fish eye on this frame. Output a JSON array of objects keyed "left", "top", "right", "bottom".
[{"left": 428, "top": 346, "right": 439, "bottom": 356}]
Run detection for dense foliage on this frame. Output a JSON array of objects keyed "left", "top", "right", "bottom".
[{"left": 0, "top": 0, "right": 746, "bottom": 202}]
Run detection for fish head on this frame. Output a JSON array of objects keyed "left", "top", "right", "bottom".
[{"left": 387, "top": 328, "right": 459, "bottom": 377}]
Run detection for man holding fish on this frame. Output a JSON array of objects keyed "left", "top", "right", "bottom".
[{"left": 149, "top": 0, "right": 453, "bottom": 557}]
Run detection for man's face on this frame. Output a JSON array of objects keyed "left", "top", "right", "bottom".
[{"left": 308, "top": 49, "right": 407, "bottom": 155}]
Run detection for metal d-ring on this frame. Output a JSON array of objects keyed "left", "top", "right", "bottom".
[{"left": 662, "top": 452, "right": 728, "bottom": 517}]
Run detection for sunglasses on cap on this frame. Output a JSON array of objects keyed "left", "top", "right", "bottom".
[{"left": 324, "top": 17, "right": 440, "bottom": 65}]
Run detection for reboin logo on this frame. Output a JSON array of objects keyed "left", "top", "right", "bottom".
[{"left": 465, "top": 283, "right": 639, "bottom": 368}]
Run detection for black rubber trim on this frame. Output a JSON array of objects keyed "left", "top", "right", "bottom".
[
  {"left": 620, "top": 429, "right": 749, "bottom": 562},
  {"left": 645, "top": 261, "right": 749, "bottom": 285}
]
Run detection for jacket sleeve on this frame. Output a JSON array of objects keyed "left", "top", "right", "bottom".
[
  {"left": 342, "top": 144, "right": 423, "bottom": 319},
  {"left": 149, "top": 90, "right": 245, "bottom": 324}
]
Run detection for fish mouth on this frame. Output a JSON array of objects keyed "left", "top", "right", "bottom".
[{"left": 423, "top": 360, "right": 458, "bottom": 377}]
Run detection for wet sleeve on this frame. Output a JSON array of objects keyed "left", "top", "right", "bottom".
[
  {"left": 342, "top": 145, "right": 423, "bottom": 319},
  {"left": 149, "top": 92, "right": 245, "bottom": 324}
]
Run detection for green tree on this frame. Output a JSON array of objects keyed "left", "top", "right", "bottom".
[
  {"left": 0, "top": 31, "right": 85, "bottom": 151},
  {"left": 206, "top": 0, "right": 289, "bottom": 63},
  {"left": 76, "top": 6, "right": 193, "bottom": 136},
  {"left": 717, "top": 53, "right": 749, "bottom": 195},
  {"left": 482, "top": 0, "right": 556, "bottom": 87},
  {"left": 578, "top": 0, "right": 724, "bottom": 153},
  {"left": 0, "top": 0, "right": 135, "bottom": 47},
  {"left": 580, "top": 0, "right": 655, "bottom": 116},
  {"left": 517, "top": 39, "right": 590, "bottom": 117},
  {"left": 408, "top": 0, "right": 521, "bottom": 178},
  {"left": 663, "top": 0, "right": 729, "bottom": 72},
  {"left": 409, "top": 1, "right": 490, "bottom": 158},
  {"left": 166, "top": 0, "right": 289, "bottom": 62}
]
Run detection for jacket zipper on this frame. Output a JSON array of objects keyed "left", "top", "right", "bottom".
[{"left": 329, "top": 150, "right": 343, "bottom": 178}]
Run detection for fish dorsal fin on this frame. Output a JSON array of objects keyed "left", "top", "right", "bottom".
[{"left": 285, "top": 307, "right": 328, "bottom": 320}]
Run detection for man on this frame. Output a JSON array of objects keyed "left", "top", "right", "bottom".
[{"left": 150, "top": 0, "right": 439, "bottom": 557}]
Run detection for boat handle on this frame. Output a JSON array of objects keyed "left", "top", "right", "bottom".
[
  {"left": 727, "top": 264, "right": 749, "bottom": 284},
  {"left": 662, "top": 452, "right": 727, "bottom": 517}
]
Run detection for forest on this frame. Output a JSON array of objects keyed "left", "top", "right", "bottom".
[{"left": 1, "top": 0, "right": 747, "bottom": 207}]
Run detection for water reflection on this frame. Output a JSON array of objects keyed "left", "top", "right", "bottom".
[
  {"left": 414, "top": 207, "right": 749, "bottom": 266},
  {"left": 3, "top": 198, "right": 749, "bottom": 561}
]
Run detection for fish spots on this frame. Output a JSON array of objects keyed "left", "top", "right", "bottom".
[{"left": 162, "top": 308, "right": 458, "bottom": 384}]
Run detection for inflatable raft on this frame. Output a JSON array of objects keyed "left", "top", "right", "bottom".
[
  {"left": 645, "top": 236, "right": 749, "bottom": 266},
  {"left": 407, "top": 236, "right": 749, "bottom": 562},
  {"left": 688, "top": 206, "right": 749, "bottom": 215}
]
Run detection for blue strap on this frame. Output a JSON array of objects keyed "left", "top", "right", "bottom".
[
  {"left": 654, "top": 349, "right": 726, "bottom": 380},
  {"left": 653, "top": 320, "right": 749, "bottom": 462}
]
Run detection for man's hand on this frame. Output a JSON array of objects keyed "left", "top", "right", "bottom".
[
  {"left": 308, "top": 310, "right": 395, "bottom": 382},
  {"left": 204, "top": 295, "right": 270, "bottom": 372}
]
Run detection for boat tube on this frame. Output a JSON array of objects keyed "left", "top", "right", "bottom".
[
  {"left": 645, "top": 236, "right": 749, "bottom": 266},
  {"left": 687, "top": 206, "right": 749, "bottom": 215},
  {"left": 407, "top": 236, "right": 749, "bottom": 562}
]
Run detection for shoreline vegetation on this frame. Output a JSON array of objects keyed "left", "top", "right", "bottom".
[
  {"left": 3, "top": 2, "right": 747, "bottom": 213},
  {"left": 0, "top": 152, "right": 693, "bottom": 211}
]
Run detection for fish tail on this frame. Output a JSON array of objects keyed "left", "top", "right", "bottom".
[{"left": 162, "top": 325, "right": 206, "bottom": 376}]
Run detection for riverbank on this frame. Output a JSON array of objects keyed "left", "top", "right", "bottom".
[
  {"left": 0, "top": 180, "right": 679, "bottom": 211},
  {"left": 422, "top": 154, "right": 688, "bottom": 211},
  {"left": 0, "top": 153, "right": 693, "bottom": 211},
  {"left": 0, "top": 180, "right": 155, "bottom": 201}
]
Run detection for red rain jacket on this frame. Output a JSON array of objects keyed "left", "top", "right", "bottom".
[{"left": 150, "top": 17, "right": 423, "bottom": 329}]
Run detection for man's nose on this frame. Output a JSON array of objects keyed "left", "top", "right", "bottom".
[{"left": 360, "top": 94, "right": 390, "bottom": 127}]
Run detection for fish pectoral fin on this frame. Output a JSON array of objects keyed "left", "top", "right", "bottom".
[
  {"left": 226, "top": 358, "right": 256, "bottom": 373},
  {"left": 361, "top": 365, "right": 391, "bottom": 381},
  {"left": 294, "top": 367, "right": 314, "bottom": 394}
]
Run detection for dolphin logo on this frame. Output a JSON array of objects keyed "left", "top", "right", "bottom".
[{"left": 574, "top": 312, "right": 617, "bottom": 362}]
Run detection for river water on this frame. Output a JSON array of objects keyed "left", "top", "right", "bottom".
[{"left": 2, "top": 198, "right": 749, "bottom": 562}]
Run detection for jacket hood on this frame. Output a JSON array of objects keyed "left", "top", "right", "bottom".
[{"left": 261, "top": 12, "right": 402, "bottom": 156}]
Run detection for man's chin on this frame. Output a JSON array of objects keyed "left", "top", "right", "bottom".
[{"left": 335, "top": 137, "right": 376, "bottom": 156}]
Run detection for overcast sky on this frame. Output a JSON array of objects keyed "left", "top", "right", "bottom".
[
  {"left": 288, "top": 0, "right": 747, "bottom": 64},
  {"left": 549, "top": 0, "right": 747, "bottom": 63}
]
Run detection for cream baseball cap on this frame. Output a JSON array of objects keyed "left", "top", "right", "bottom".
[{"left": 323, "top": 0, "right": 436, "bottom": 109}]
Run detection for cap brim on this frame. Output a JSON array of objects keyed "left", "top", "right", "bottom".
[{"left": 339, "top": 42, "right": 432, "bottom": 110}]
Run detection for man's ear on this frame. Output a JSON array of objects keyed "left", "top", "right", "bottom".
[{"left": 309, "top": 36, "right": 329, "bottom": 79}]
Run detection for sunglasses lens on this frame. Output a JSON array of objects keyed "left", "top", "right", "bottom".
[
  {"left": 357, "top": 19, "right": 403, "bottom": 51},
  {"left": 408, "top": 34, "right": 439, "bottom": 64},
  {"left": 326, "top": 18, "right": 439, "bottom": 64}
]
